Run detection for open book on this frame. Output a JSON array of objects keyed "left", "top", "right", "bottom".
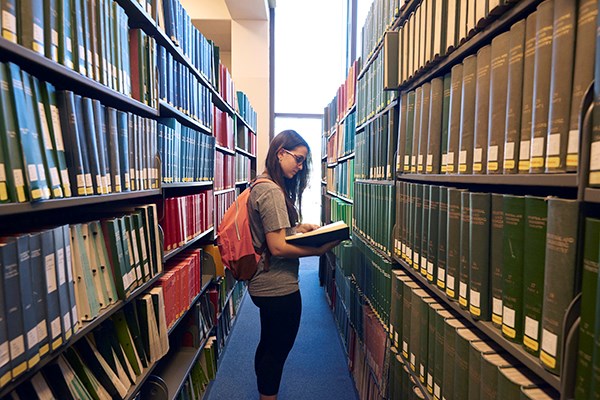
[{"left": 285, "top": 221, "right": 350, "bottom": 247}]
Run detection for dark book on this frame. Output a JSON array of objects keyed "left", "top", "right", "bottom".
[
  {"left": 522, "top": 196, "right": 548, "bottom": 355},
  {"left": 469, "top": 192, "right": 491, "bottom": 320},
  {"left": 443, "top": 318, "right": 466, "bottom": 400},
  {"left": 52, "top": 226, "right": 73, "bottom": 344},
  {"left": 504, "top": 20, "right": 526, "bottom": 174},
  {"left": 404, "top": 91, "right": 416, "bottom": 173},
  {"left": 540, "top": 198, "right": 579, "bottom": 374},
  {"left": 473, "top": 45, "right": 491, "bottom": 174},
  {"left": 73, "top": 95, "right": 93, "bottom": 195},
  {"left": 39, "top": 236, "right": 61, "bottom": 354},
  {"left": 502, "top": 195, "right": 525, "bottom": 343},
  {"left": 458, "top": 55, "right": 477, "bottom": 174},
  {"left": 19, "top": 0, "right": 45, "bottom": 54},
  {"left": 56, "top": 91, "right": 87, "bottom": 196},
  {"left": 437, "top": 186, "right": 448, "bottom": 290},
  {"left": 285, "top": 221, "right": 349, "bottom": 247},
  {"left": 427, "top": 185, "right": 439, "bottom": 283},
  {"left": 413, "top": 184, "right": 423, "bottom": 271},
  {"left": 487, "top": 31, "right": 510, "bottom": 174},
  {"left": 62, "top": 225, "right": 79, "bottom": 334},
  {"left": 446, "top": 188, "right": 464, "bottom": 300},
  {"left": 2, "top": 0, "right": 18, "bottom": 43},
  {"left": 481, "top": 353, "right": 520, "bottom": 399},
  {"left": 441, "top": 73, "right": 452, "bottom": 173},
  {"left": 491, "top": 194, "right": 505, "bottom": 328},
  {"left": 412, "top": 86, "right": 423, "bottom": 174},
  {"left": 28, "top": 232, "right": 49, "bottom": 358},
  {"left": 383, "top": 30, "right": 399, "bottom": 90},
  {"left": 421, "top": 184, "right": 430, "bottom": 277},
  {"left": 419, "top": 83, "right": 431, "bottom": 174},
  {"left": 574, "top": 218, "right": 600, "bottom": 398},
  {"left": 498, "top": 366, "right": 541, "bottom": 398},
  {"left": 446, "top": 64, "right": 463, "bottom": 174},
  {"left": 402, "top": 280, "right": 420, "bottom": 360},
  {"left": 545, "top": 0, "right": 576, "bottom": 173},
  {"left": 519, "top": 12, "right": 538, "bottom": 173},
  {"left": 117, "top": 111, "right": 131, "bottom": 191},
  {"left": 80, "top": 0, "right": 93, "bottom": 79},
  {"left": 71, "top": 0, "right": 86, "bottom": 76},
  {"left": 92, "top": 99, "right": 110, "bottom": 194},
  {"left": 455, "top": 329, "right": 486, "bottom": 400},
  {"left": 469, "top": 341, "right": 503, "bottom": 400},
  {"left": 397, "top": 92, "right": 408, "bottom": 174},
  {"left": 434, "top": 309, "right": 454, "bottom": 400},
  {"left": 409, "top": 288, "right": 429, "bottom": 374},
  {"left": 106, "top": 107, "right": 122, "bottom": 193},
  {"left": 427, "top": 301, "right": 445, "bottom": 395},
  {"left": 81, "top": 97, "right": 103, "bottom": 194},
  {"left": 567, "top": 0, "right": 597, "bottom": 172},
  {"left": 427, "top": 77, "right": 444, "bottom": 174},
  {"left": 458, "top": 191, "right": 470, "bottom": 309},
  {"left": 529, "top": 0, "right": 554, "bottom": 173}
]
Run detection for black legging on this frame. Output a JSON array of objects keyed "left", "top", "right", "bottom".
[{"left": 251, "top": 290, "right": 302, "bottom": 396}]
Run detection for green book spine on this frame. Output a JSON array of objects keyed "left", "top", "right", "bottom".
[
  {"left": 469, "top": 192, "right": 491, "bottom": 320},
  {"left": 427, "top": 77, "right": 444, "bottom": 174},
  {"left": 58, "top": 0, "right": 74, "bottom": 69},
  {"left": 419, "top": 297, "right": 433, "bottom": 383},
  {"left": 455, "top": 330, "right": 484, "bottom": 400},
  {"left": 522, "top": 196, "right": 548, "bottom": 355},
  {"left": 473, "top": 45, "right": 491, "bottom": 174},
  {"left": 44, "top": 0, "right": 59, "bottom": 61},
  {"left": 458, "top": 191, "right": 470, "bottom": 309},
  {"left": 421, "top": 185, "right": 430, "bottom": 276},
  {"left": 0, "top": 241, "right": 10, "bottom": 386},
  {"left": 412, "top": 86, "right": 423, "bottom": 174},
  {"left": 390, "top": 272, "right": 402, "bottom": 348},
  {"left": 458, "top": 55, "right": 476, "bottom": 174},
  {"left": 418, "top": 83, "right": 431, "bottom": 173},
  {"left": 413, "top": 184, "right": 423, "bottom": 272},
  {"left": 92, "top": 99, "right": 109, "bottom": 194},
  {"left": 73, "top": 94, "right": 94, "bottom": 195},
  {"left": 18, "top": 0, "right": 45, "bottom": 54},
  {"left": 427, "top": 303, "right": 444, "bottom": 395},
  {"left": 480, "top": 353, "right": 514, "bottom": 399},
  {"left": 80, "top": 0, "right": 93, "bottom": 79},
  {"left": 63, "top": 225, "right": 80, "bottom": 334},
  {"left": 409, "top": 288, "right": 425, "bottom": 373},
  {"left": 469, "top": 341, "right": 501, "bottom": 400},
  {"left": 1, "top": 0, "right": 18, "bottom": 42},
  {"left": 72, "top": 0, "right": 86, "bottom": 75},
  {"left": 40, "top": 229, "right": 62, "bottom": 352},
  {"left": 502, "top": 194, "right": 525, "bottom": 342},
  {"left": 401, "top": 281, "right": 419, "bottom": 359},
  {"left": 529, "top": 0, "right": 554, "bottom": 173},
  {"left": 447, "top": 64, "right": 463, "bottom": 174},
  {"left": 106, "top": 107, "right": 122, "bottom": 193},
  {"left": 117, "top": 111, "right": 131, "bottom": 191},
  {"left": 574, "top": 218, "right": 600, "bottom": 399},
  {"left": 397, "top": 92, "right": 408, "bottom": 173},
  {"left": 427, "top": 185, "right": 439, "bottom": 283},
  {"left": 567, "top": 0, "right": 597, "bottom": 172},
  {"left": 56, "top": 91, "right": 87, "bottom": 196},
  {"left": 443, "top": 318, "right": 465, "bottom": 400},
  {"left": 440, "top": 73, "right": 451, "bottom": 173},
  {"left": 0, "top": 63, "right": 27, "bottom": 203},
  {"left": 487, "top": 31, "right": 510, "bottom": 174},
  {"left": 498, "top": 367, "right": 541, "bottom": 399},
  {"left": 403, "top": 91, "right": 415, "bottom": 173},
  {"left": 29, "top": 231, "right": 50, "bottom": 359},
  {"left": 540, "top": 198, "right": 579, "bottom": 373},
  {"left": 491, "top": 194, "right": 505, "bottom": 327},
  {"left": 437, "top": 186, "right": 448, "bottom": 290},
  {"left": 434, "top": 309, "right": 453, "bottom": 400},
  {"left": 100, "top": 218, "right": 130, "bottom": 299},
  {"left": 545, "top": 0, "right": 576, "bottom": 172},
  {"left": 88, "top": 0, "right": 100, "bottom": 81},
  {"left": 446, "top": 188, "right": 463, "bottom": 299},
  {"left": 504, "top": 20, "right": 526, "bottom": 174},
  {"left": 44, "top": 83, "right": 72, "bottom": 198},
  {"left": 518, "top": 12, "right": 538, "bottom": 173}
]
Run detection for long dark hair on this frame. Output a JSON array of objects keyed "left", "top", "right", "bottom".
[{"left": 265, "top": 130, "right": 311, "bottom": 225}]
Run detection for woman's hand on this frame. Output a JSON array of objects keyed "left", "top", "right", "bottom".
[
  {"left": 295, "top": 223, "right": 320, "bottom": 234},
  {"left": 316, "top": 240, "right": 342, "bottom": 256}
]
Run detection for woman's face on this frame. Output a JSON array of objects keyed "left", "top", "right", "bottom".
[{"left": 278, "top": 145, "right": 308, "bottom": 179}]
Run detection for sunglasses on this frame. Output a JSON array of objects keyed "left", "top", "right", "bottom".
[{"left": 283, "top": 149, "right": 306, "bottom": 165}]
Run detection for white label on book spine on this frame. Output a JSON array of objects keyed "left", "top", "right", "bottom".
[
  {"left": 37, "top": 164, "right": 46, "bottom": 181},
  {"left": 2, "top": 12, "right": 16, "bottom": 35},
  {"left": 447, "top": 152, "right": 454, "bottom": 164},
  {"left": 525, "top": 316, "right": 539, "bottom": 339},
  {"left": 61, "top": 170, "right": 69, "bottom": 187},
  {"left": 418, "top": 154, "right": 423, "bottom": 165},
  {"left": 532, "top": 136, "right": 545, "bottom": 157},
  {"left": 442, "top": 154, "right": 448, "bottom": 166},
  {"left": 493, "top": 297, "right": 502, "bottom": 316},
  {"left": 459, "top": 150, "right": 467, "bottom": 164},
  {"left": 63, "top": 313, "right": 71, "bottom": 332},
  {"left": 71, "top": 305, "right": 78, "bottom": 325},
  {"left": 51, "top": 168, "right": 60, "bottom": 185},
  {"left": 503, "top": 306, "right": 515, "bottom": 327},
  {"left": 84, "top": 173, "right": 92, "bottom": 188},
  {"left": 38, "top": 105, "right": 52, "bottom": 148},
  {"left": 427, "top": 154, "right": 433, "bottom": 166},
  {"left": 57, "top": 248, "right": 66, "bottom": 285},
  {"left": 438, "top": 268, "right": 445, "bottom": 282},
  {"left": 434, "top": 385, "right": 441, "bottom": 399},
  {"left": 28, "top": 164, "right": 39, "bottom": 181},
  {"left": 421, "top": 256, "right": 427, "bottom": 268},
  {"left": 76, "top": 175, "right": 85, "bottom": 188},
  {"left": 33, "top": 24, "right": 43, "bottom": 44},
  {"left": 459, "top": 282, "right": 467, "bottom": 298},
  {"left": 0, "top": 342, "right": 8, "bottom": 367},
  {"left": 404, "top": 155, "right": 410, "bottom": 165},
  {"left": 412, "top": 155, "right": 417, "bottom": 166},
  {"left": 52, "top": 30, "right": 58, "bottom": 46},
  {"left": 410, "top": 353, "right": 416, "bottom": 366},
  {"left": 446, "top": 274, "right": 455, "bottom": 289},
  {"left": 427, "top": 374, "right": 433, "bottom": 389},
  {"left": 0, "top": 164, "right": 5, "bottom": 181},
  {"left": 591, "top": 142, "right": 600, "bottom": 170},
  {"left": 66, "top": 37, "right": 72, "bottom": 53},
  {"left": 37, "top": 320, "right": 47, "bottom": 339},
  {"left": 541, "top": 329, "right": 558, "bottom": 356},
  {"left": 50, "top": 106, "right": 65, "bottom": 150},
  {"left": 474, "top": 148, "right": 482, "bottom": 163},
  {"left": 12, "top": 170, "right": 23, "bottom": 186},
  {"left": 470, "top": 289, "right": 480, "bottom": 307},
  {"left": 51, "top": 317, "right": 61, "bottom": 338},
  {"left": 394, "top": 332, "right": 399, "bottom": 346},
  {"left": 427, "top": 261, "right": 434, "bottom": 275},
  {"left": 488, "top": 145, "right": 498, "bottom": 161},
  {"left": 547, "top": 133, "right": 560, "bottom": 156},
  {"left": 505, "top": 142, "right": 515, "bottom": 160},
  {"left": 45, "top": 254, "right": 57, "bottom": 292},
  {"left": 27, "top": 326, "right": 39, "bottom": 347},
  {"left": 403, "top": 341, "right": 408, "bottom": 354},
  {"left": 420, "top": 364, "right": 425, "bottom": 377},
  {"left": 9, "top": 336, "right": 24, "bottom": 359},
  {"left": 520, "top": 140, "right": 531, "bottom": 160},
  {"left": 568, "top": 130, "right": 579, "bottom": 154}
]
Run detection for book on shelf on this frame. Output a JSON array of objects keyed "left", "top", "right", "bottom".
[{"left": 285, "top": 221, "right": 349, "bottom": 247}]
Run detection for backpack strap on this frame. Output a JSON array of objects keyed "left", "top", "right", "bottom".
[{"left": 248, "top": 178, "right": 277, "bottom": 271}]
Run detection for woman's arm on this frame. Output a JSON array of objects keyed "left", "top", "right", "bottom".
[{"left": 265, "top": 228, "right": 340, "bottom": 258}]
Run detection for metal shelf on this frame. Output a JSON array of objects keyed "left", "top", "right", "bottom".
[
  {"left": 397, "top": 173, "right": 578, "bottom": 188},
  {"left": 355, "top": 179, "right": 396, "bottom": 186},
  {"left": 392, "top": 255, "right": 562, "bottom": 391},
  {"left": 234, "top": 146, "right": 256, "bottom": 159},
  {"left": 0, "top": 189, "right": 162, "bottom": 217},
  {"left": 326, "top": 190, "right": 354, "bottom": 205},
  {"left": 159, "top": 100, "right": 212, "bottom": 135},
  {"left": 214, "top": 187, "right": 235, "bottom": 196},
  {"left": 0, "top": 37, "right": 158, "bottom": 118},
  {"left": 162, "top": 181, "right": 214, "bottom": 190},
  {"left": 215, "top": 144, "right": 236, "bottom": 156},
  {"left": 236, "top": 113, "right": 255, "bottom": 133},
  {"left": 356, "top": 97, "right": 399, "bottom": 131},
  {"left": 164, "top": 227, "right": 215, "bottom": 262}
]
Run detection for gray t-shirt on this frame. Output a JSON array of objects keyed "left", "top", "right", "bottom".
[{"left": 247, "top": 179, "right": 299, "bottom": 297}]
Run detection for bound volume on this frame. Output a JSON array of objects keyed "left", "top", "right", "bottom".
[{"left": 285, "top": 221, "right": 349, "bottom": 247}]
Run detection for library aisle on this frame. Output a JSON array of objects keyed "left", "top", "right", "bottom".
[{"left": 206, "top": 257, "right": 359, "bottom": 400}]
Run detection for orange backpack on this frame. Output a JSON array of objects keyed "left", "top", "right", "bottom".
[{"left": 217, "top": 179, "right": 273, "bottom": 280}]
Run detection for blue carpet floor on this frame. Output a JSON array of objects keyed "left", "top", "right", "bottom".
[{"left": 205, "top": 257, "right": 359, "bottom": 400}]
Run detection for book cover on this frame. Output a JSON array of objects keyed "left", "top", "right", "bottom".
[{"left": 285, "top": 221, "right": 349, "bottom": 247}]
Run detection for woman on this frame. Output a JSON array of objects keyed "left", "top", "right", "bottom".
[{"left": 247, "top": 130, "right": 340, "bottom": 400}]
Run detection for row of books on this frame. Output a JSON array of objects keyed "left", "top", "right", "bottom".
[
  {"left": 213, "top": 107, "right": 235, "bottom": 150},
  {"left": 353, "top": 181, "right": 395, "bottom": 256},
  {"left": 326, "top": 110, "right": 356, "bottom": 163},
  {"left": 236, "top": 125, "right": 257, "bottom": 156},
  {"left": 389, "top": 269, "right": 559, "bottom": 400},
  {"left": 324, "top": 60, "right": 360, "bottom": 137},
  {"left": 214, "top": 190, "right": 236, "bottom": 234},
  {"left": 236, "top": 91, "right": 258, "bottom": 132},
  {"left": 394, "top": 181, "right": 580, "bottom": 375},
  {"left": 130, "top": 29, "right": 159, "bottom": 108},
  {"left": 355, "top": 107, "right": 397, "bottom": 180},
  {"left": 157, "top": 249, "right": 204, "bottom": 330},
  {"left": 173, "top": 294, "right": 215, "bottom": 351},
  {"left": 158, "top": 118, "right": 215, "bottom": 184},
  {"left": 328, "top": 197, "right": 353, "bottom": 232},
  {"left": 393, "top": 0, "right": 595, "bottom": 176},
  {"left": 12, "top": 0, "right": 136, "bottom": 97},
  {"left": 235, "top": 154, "right": 252, "bottom": 184},
  {"left": 360, "top": 0, "right": 401, "bottom": 64},
  {"left": 356, "top": 49, "right": 399, "bottom": 126},
  {"left": 162, "top": 192, "right": 214, "bottom": 252},
  {"left": 159, "top": 0, "right": 217, "bottom": 86},
  {"left": 158, "top": 46, "right": 214, "bottom": 128},
  {"left": 172, "top": 337, "right": 218, "bottom": 400},
  {"left": 326, "top": 159, "right": 355, "bottom": 200},
  {"left": 217, "top": 63, "right": 237, "bottom": 110},
  {"left": 214, "top": 152, "right": 236, "bottom": 191}
]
